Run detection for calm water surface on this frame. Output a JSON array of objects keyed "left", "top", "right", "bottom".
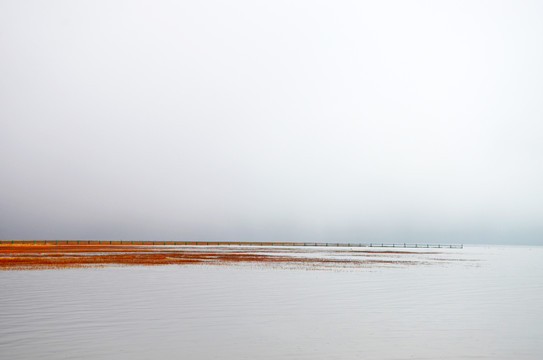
[{"left": 1, "top": 245, "right": 542, "bottom": 359}]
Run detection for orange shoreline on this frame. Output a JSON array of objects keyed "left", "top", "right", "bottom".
[{"left": 0, "top": 244, "right": 438, "bottom": 270}]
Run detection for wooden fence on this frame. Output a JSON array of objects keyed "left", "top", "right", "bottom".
[{"left": 0, "top": 240, "right": 463, "bottom": 249}]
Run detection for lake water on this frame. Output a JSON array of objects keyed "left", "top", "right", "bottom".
[{"left": 1, "top": 245, "right": 542, "bottom": 359}]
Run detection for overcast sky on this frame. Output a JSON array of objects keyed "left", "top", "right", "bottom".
[{"left": 1, "top": 0, "right": 542, "bottom": 244}]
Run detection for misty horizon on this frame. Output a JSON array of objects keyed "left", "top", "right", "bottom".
[{"left": 1, "top": 1, "right": 542, "bottom": 245}]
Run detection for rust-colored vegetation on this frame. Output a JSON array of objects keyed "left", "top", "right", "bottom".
[{"left": 0, "top": 244, "right": 439, "bottom": 270}]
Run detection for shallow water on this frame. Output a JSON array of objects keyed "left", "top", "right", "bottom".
[{"left": 1, "top": 245, "right": 542, "bottom": 359}]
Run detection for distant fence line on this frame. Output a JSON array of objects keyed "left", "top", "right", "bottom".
[{"left": 0, "top": 240, "right": 463, "bottom": 249}]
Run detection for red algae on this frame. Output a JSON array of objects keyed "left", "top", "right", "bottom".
[{"left": 0, "top": 244, "right": 439, "bottom": 270}]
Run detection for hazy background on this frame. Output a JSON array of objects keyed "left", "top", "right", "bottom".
[{"left": 1, "top": 0, "right": 542, "bottom": 244}]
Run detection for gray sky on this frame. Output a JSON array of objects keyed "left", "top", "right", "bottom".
[{"left": 1, "top": 0, "right": 542, "bottom": 244}]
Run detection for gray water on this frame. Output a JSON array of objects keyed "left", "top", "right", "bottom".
[{"left": 1, "top": 245, "right": 542, "bottom": 359}]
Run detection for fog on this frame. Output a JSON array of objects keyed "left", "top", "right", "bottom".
[{"left": 1, "top": 1, "right": 542, "bottom": 244}]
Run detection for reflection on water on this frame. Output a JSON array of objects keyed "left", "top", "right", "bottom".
[{"left": 1, "top": 246, "right": 542, "bottom": 359}]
